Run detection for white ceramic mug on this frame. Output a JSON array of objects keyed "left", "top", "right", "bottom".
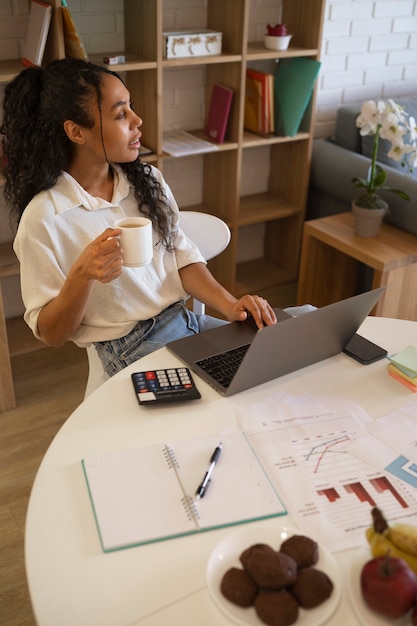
[{"left": 115, "top": 217, "right": 153, "bottom": 267}]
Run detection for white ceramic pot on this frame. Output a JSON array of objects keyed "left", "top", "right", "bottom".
[
  {"left": 264, "top": 34, "right": 292, "bottom": 51},
  {"left": 351, "top": 201, "right": 387, "bottom": 237}
]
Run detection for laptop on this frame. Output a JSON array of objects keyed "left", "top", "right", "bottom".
[{"left": 166, "top": 288, "right": 385, "bottom": 396}]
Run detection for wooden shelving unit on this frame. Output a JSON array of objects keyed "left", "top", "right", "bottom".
[{"left": 0, "top": 0, "right": 325, "bottom": 410}]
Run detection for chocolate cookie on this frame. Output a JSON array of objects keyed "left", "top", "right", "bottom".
[
  {"left": 220, "top": 567, "right": 258, "bottom": 607},
  {"left": 254, "top": 590, "right": 299, "bottom": 626},
  {"left": 240, "top": 543, "right": 276, "bottom": 570},
  {"left": 290, "top": 567, "right": 333, "bottom": 608},
  {"left": 280, "top": 534, "right": 319, "bottom": 568},
  {"left": 246, "top": 550, "right": 297, "bottom": 590}
]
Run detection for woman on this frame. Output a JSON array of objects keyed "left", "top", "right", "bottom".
[{"left": 2, "top": 58, "right": 276, "bottom": 376}]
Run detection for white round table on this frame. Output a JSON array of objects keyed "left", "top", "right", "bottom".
[{"left": 25, "top": 316, "right": 417, "bottom": 626}]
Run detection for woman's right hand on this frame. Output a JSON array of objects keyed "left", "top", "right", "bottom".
[
  {"left": 37, "top": 228, "right": 124, "bottom": 346},
  {"left": 74, "top": 228, "right": 123, "bottom": 283}
]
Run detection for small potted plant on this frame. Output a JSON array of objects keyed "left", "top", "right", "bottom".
[
  {"left": 264, "top": 23, "right": 292, "bottom": 51},
  {"left": 351, "top": 99, "right": 416, "bottom": 237}
]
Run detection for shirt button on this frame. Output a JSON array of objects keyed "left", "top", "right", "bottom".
[{"left": 111, "top": 207, "right": 118, "bottom": 212}]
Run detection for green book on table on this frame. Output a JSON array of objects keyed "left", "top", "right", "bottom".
[{"left": 274, "top": 57, "right": 321, "bottom": 137}]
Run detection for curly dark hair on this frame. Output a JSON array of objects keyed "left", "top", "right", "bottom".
[{"left": 1, "top": 58, "right": 175, "bottom": 249}]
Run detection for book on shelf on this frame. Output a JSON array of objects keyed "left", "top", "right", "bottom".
[
  {"left": 61, "top": 0, "right": 88, "bottom": 60},
  {"left": 205, "top": 83, "right": 234, "bottom": 144},
  {"left": 244, "top": 68, "right": 274, "bottom": 136},
  {"left": 82, "top": 431, "right": 286, "bottom": 552},
  {"left": 22, "top": 0, "right": 52, "bottom": 68},
  {"left": 274, "top": 57, "right": 321, "bottom": 137},
  {"left": 162, "top": 130, "right": 219, "bottom": 157}
]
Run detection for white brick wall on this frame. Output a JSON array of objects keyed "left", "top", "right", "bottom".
[
  {"left": 1, "top": 0, "right": 417, "bottom": 314},
  {"left": 316, "top": 0, "right": 417, "bottom": 138}
]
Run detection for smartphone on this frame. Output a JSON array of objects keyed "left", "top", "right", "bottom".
[{"left": 343, "top": 333, "right": 387, "bottom": 365}]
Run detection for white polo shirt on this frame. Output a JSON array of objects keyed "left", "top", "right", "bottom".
[{"left": 13, "top": 165, "right": 205, "bottom": 346}]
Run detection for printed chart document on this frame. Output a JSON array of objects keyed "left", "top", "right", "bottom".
[
  {"left": 238, "top": 392, "right": 417, "bottom": 553},
  {"left": 355, "top": 398, "right": 417, "bottom": 490},
  {"left": 82, "top": 431, "right": 286, "bottom": 552}
]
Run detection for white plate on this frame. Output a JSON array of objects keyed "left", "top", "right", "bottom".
[
  {"left": 206, "top": 525, "right": 341, "bottom": 626},
  {"left": 348, "top": 550, "right": 413, "bottom": 626}
]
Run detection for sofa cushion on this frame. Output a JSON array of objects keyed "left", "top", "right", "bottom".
[{"left": 334, "top": 106, "right": 362, "bottom": 152}]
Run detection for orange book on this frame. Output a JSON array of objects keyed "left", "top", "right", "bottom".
[
  {"left": 244, "top": 72, "right": 262, "bottom": 134},
  {"left": 244, "top": 69, "right": 272, "bottom": 136},
  {"left": 62, "top": 4, "right": 88, "bottom": 60}
]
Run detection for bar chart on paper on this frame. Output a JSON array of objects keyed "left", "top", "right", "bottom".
[
  {"left": 291, "top": 428, "right": 414, "bottom": 534},
  {"left": 247, "top": 413, "right": 417, "bottom": 552}
]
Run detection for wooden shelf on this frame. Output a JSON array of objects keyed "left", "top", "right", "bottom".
[
  {"left": 0, "top": 59, "right": 25, "bottom": 83},
  {"left": 0, "top": 0, "right": 325, "bottom": 411},
  {"left": 162, "top": 52, "right": 242, "bottom": 68},
  {"left": 246, "top": 42, "right": 319, "bottom": 61},
  {"left": 238, "top": 193, "right": 300, "bottom": 226},
  {"left": 235, "top": 258, "right": 294, "bottom": 296},
  {"left": 0, "top": 242, "right": 19, "bottom": 279}
]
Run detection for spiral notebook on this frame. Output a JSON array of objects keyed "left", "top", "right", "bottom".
[{"left": 82, "top": 431, "right": 286, "bottom": 552}]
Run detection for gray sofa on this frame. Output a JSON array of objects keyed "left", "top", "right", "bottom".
[{"left": 307, "top": 96, "right": 417, "bottom": 235}]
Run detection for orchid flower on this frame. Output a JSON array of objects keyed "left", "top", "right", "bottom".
[{"left": 352, "top": 99, "right": 416, "bottom": 208}]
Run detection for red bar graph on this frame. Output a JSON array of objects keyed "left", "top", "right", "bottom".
[
  {"left": 317, "top": 487, "right": 340, "bottom": 503},
  {"left": 344, "top": 482, "right": 376, "bottom": 506},
  {"left": 370, "top": 476, "right": 409, "bottom": 509}
]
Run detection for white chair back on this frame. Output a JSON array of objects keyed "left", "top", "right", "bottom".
[{"left": 84, "top": 211, "right": 231, "bottom": 398}]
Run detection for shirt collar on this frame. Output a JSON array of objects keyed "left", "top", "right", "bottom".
[{"left": 50, "top": 165, "right": 131, "bottom": 214}]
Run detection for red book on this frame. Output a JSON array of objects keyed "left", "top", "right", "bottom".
[{"left": 205, "top": 84, "right": 234, "bottom": 144}]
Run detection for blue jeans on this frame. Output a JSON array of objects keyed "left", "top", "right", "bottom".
[{"left": 94, "top": 301, "right": 228, "bottom": 377}]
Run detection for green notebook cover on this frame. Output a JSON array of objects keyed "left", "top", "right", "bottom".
[
  {"left": 274, "top": 57, "right": 321, "bottom": 137},
  {"left": 82, "top": 431, "right": 287, "bottom": 552}
]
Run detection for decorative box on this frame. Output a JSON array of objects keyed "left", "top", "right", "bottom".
[{"left": 163, "top": 29, "right": 222, "bottom": 59}]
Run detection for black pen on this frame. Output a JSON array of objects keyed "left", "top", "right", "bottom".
[{"left": 195, "top": 442, "right": 223, "bottom": 499}]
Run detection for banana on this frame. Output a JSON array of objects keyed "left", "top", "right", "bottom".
[
  {"left": 365, "top": 525, "right": 417, "bottom": 574},
  {"left": 387, "top": 523, "right": 417, "bottom": 557}
]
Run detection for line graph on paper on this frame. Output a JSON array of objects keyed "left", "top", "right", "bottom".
[
  {"left": 295, "top": 429, "right": 411, "bottom": 503},
  {"left": 247, "top": 414, "right": 417, "bottom": 551}
]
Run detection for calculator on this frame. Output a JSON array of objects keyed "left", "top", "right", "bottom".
[{"left": 131, "top": 367, "right": 201, "bottom": 405}]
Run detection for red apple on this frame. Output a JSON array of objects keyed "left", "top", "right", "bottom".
[{"left": 360, "top": 555, "right": 417, "bottom": 619}]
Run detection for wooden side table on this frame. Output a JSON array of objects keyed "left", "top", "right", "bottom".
[{"left": 297, "top": 212, "right": 417, "bottom": 321}]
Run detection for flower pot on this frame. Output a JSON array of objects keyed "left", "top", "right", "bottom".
[
  {"left": 264, "top": 34, "right": 292, "bottom": 51},
  {"left": 351, "top": 201, "right": 387, "bottom": 237}
]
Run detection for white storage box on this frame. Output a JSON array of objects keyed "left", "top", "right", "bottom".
[{"left": 163, "top": 29, "right": 222, "bottom": 59}]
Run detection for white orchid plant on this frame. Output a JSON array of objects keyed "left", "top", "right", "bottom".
[{"left": 352, "top": 99, "right": 417, "bottom": 209}]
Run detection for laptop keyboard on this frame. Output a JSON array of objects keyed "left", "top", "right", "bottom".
[{"left": 195, "top": 343, "right": 250, "bottom": 388}]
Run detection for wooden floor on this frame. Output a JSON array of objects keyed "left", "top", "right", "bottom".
[{"left": 0, "top": 343, "right": 88, "bottom": 626}]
